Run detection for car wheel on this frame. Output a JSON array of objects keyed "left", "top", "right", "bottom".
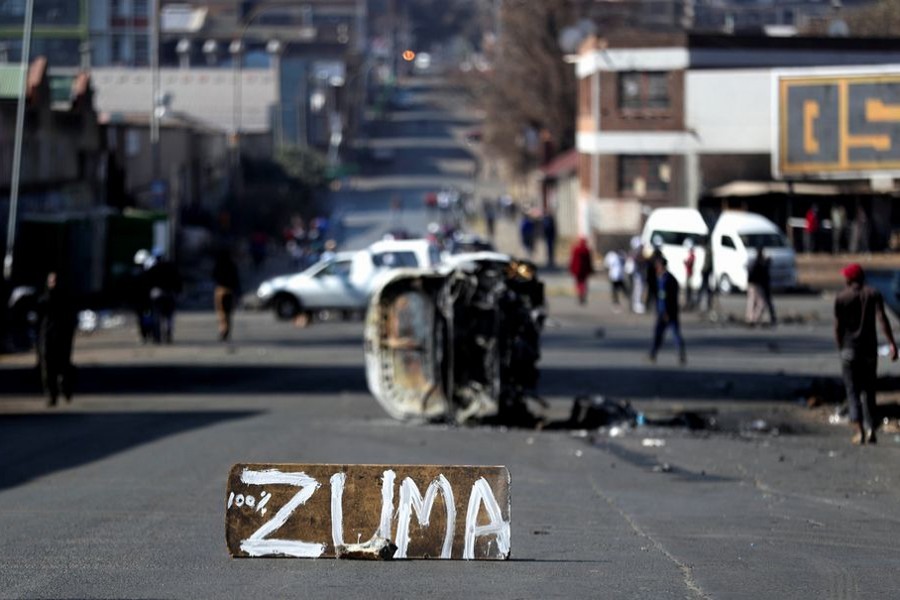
[
  {"left": 274, "top": 294, "right": 301, "bottom": 320},
  {"left": 718, "top": 274, "right": 733, "bottom": 295}
]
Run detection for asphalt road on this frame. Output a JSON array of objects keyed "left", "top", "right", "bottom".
[{"left": 3, "top": 77, "right": 900, "bottom": 598}]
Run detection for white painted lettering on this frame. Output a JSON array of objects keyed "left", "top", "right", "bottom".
[
  {"left": 239, "top": 468, "right": 325, "bottom": 558},
  {"left": 394, "top": 475, "right": 455, "bottom": 559},
  {"left": 378, "top": 469, "right": 396, "bottom": 540},
  {"left": 463, "top": 478, "right": 510, "bottom": 560},
  {"left": 330, "top": 472, "right": 346, "bottom": 549}
]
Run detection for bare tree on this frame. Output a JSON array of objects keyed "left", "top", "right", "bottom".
[{"left": 466, "top": 0, "right": 577, "bottom": 176}]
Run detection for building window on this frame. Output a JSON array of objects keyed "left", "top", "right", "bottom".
[
  {"left": 134, "top": 34, "right": 148, "bottom": 66},
  {"left": 112, "top": 34, "right": 132, "bottom": 64},
  {"left": 111, "top": 0, "right": 131, "bottom": 18},
  {"left": 619, "top": 156, "right": 671, "bottom": 197},
  {"left": 134, "top": 0, "right": 148, "bottom": 17},
  {"left": 618, "top": 72, "right": 670, "bottom": 110}
]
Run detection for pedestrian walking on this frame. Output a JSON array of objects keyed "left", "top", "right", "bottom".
[
  {"left": 746, "top": 246, "right": 776, "bottom": 325},
  {"left": 649, "top": 258, "right": 687, "bottom": 365},
  {"left": 850, "top": 205, "right": 870, "bottom": 253},
  {"left": 804, "top": 205, "right": 819, "bottom": 253},
  {"left": 519, "top": 213, "right": 535, "bottom": 259},
  {"left": 604, "top": 249, "right": 627, "bottom": 307},
  {"left": 131, "top": 249, "right": 155, "bottom": 343},
  {"left": 683, "top": 241, "right": 696, "bottom": 310},
  {"left": 831, "top": 204, "right": 846, "bottom": 254},
  {"left": 643, "top": 239, "right": 664, "bottom": 311},
  {"left": 834, "top": 263, "right": 898, "bottom": 445},
  {"left": 627, "top": 236, "right": 646, "bottom": 314},
  {"left": 542, "top": 213, "right": 557, "bottom": 269},
  {"left": 36, "top": 272, "right": 77, "bottom": 406},
  {"left": 483, "top": 198, "right": 497, "bottom": 240},
  {"left": 568, "top": 237, "right": 593, "bottom": 305},
  {"left": 698, "top": 240, "right": 715, "bottom": 313},
  {"left": 146, "top": 252, "right": 182, "bottom": 344},
  {"left": 213, "top": 249, "right": 241, "bottom": 342}
]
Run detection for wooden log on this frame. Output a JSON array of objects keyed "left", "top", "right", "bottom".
[{"left": 225, "top": 463, "right": 511, "bottom": 560}]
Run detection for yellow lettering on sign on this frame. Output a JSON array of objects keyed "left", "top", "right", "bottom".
[
  {"left": 803, "top": 100, "right": 820, "bottom": 154},
  {"left": 866, "top": 98, "right": 900, "bottom": 122}
]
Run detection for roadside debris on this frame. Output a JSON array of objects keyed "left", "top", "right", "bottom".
[
  {"left": 547, "top": 395, "right": 716, "bottom": 435},
  {"left": 334, "top": 537, "right": 398, "bottom": 560}
]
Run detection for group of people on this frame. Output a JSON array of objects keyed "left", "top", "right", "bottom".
[
  {"left": 568, "top": 237, "right": 688, "bottom": 364},
  {"left": 284, "top": 215, "right": 335, "bottom": 270},
  {"left": 570, "top": 232, "right": 899, "bottom": 446},
  {"left": 519, "top": 210, "right": 557, "bottom": 268},
  {"left": 805, "top": 203, "right": 872, "bottom": 254}
]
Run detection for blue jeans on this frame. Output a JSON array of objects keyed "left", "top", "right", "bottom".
[
  {"left": 841, "top": 357, "right": 877, "bottom": 430},
  {"left": 651, "top": 317, "right": 685, "bottom": 358}
]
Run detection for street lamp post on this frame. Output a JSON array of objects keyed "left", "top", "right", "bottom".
[{"left": 3, "top": 0, "right": 35, "bottom": 282}]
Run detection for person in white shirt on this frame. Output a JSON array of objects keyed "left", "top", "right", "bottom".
[{"left": 604, "top": 249, "right": 627, "bottom": 307}]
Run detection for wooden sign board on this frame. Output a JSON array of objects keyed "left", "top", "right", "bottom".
[{"left": 225, "top": 464, "right": 510, "bottom": 560}]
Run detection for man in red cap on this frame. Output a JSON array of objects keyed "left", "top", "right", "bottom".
[{"left": 834, "top": 263, "right": 898, "bottom": 444}]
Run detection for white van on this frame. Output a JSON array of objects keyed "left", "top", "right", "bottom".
[
  {"left": 641, "top": 208, "right": 709, "bottom": 290},
  {"left": 711, "top": 211, "right": 797, "bottom": 293}
]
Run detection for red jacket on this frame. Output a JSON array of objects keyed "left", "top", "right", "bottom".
[{"left": 569, "top": 240, "right": 593, "bottom": 280}]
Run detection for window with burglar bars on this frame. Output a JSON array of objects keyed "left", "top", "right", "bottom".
[
  {"left": 618, "top": 72, "right": 670, "bottom": 111},
  {"left": 619, "top": 156, "right": 671, "bottom": 197}
]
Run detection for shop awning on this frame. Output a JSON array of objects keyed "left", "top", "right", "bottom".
[{"left": 710, "top": 180, "right": 842, "bottom": 197}]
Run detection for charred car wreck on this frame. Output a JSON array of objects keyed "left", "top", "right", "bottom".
[{"left": 364, "top": 254, "right": 545, "bottom": 425}]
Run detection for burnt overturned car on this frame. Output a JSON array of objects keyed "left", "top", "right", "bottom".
[{"left": 364, "top": 253, "right": 545, "bottom": 425}]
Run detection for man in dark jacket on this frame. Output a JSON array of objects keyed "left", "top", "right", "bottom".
[
  {"left": 146, "top": 254, "right": 182, "bottom": 344},
  {"left": 36, "top": 272, "right": 77, "bottom": 406},
  {"left": 649, "top": 258, "right": 686, "bottom": 365},
  {"left": 835, "top": 263, "right": 897, "bottom": 444}
]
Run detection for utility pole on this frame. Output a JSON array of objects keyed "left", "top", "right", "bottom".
[
  {"left": 3, "top": 0, "right": 35, "bottom": 282},
  {"left": 150, "top": 0, "right": 161, "bottom": 185}
]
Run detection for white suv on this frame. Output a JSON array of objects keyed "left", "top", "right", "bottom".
[{"left": 257, "top": 240, "right": 441, "bottom": 320}]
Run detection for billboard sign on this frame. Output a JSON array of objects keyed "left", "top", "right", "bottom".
[{"left": 775, "top": 72, "right": 900, "bottom": 179}]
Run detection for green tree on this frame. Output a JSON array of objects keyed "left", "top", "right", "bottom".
[{"left": 274, "top": 145, "right": 329, "bottom": 189}]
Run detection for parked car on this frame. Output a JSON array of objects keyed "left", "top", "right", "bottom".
[
  {"left": 641, "top": 207, "right": 709, "bottom": 290},
  {"left": 257, "top": 239, "right": 442, "bottom": 321},
  {"left": 711, "top": 211, "right": 797, "bottom": 293}
]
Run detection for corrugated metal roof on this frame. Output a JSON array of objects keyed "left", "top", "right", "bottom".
[{"left": 0, "top": 65, "right": 24, "bottom": 99}]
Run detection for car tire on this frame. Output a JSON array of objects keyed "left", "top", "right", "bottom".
[
  {"left": 274, "top": 294, "right": 301, "bottom": 320},
  {"left": 718, "top": 274, "right": 734, "bottom": 295}
]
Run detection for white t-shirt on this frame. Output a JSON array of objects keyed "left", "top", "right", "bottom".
[{"left": 604, "top": 251, "right": 624, "bottom": 282}]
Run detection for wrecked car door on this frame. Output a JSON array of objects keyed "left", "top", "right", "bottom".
[{"left": 364, "top": 257, "right": 545, "bottom": 424}]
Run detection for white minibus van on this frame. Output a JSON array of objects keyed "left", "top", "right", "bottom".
[
  {"left": 711, "top": 211, "right": 797, "bottom": 293},
  {"left": 640, "top": 208, "right": 709, "bottom": 290}
]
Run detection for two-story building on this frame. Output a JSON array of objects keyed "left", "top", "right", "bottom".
[{"left": 574, "top": 32, "right": 900, "bottom": 249}]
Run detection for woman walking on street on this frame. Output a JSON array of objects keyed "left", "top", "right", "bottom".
[{"left": 569, "top": 237, "right": 593, "bottom": 305}]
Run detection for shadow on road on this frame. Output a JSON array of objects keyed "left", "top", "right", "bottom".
[
  {"left": 539, "top": 365, "right": 812, "bottom": 401},
  {"left": 0, "top": 364, "right": 369, "bottom": 396},
  {"left": 0, "top": 410, "right": 259, "bottom": 492}
]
